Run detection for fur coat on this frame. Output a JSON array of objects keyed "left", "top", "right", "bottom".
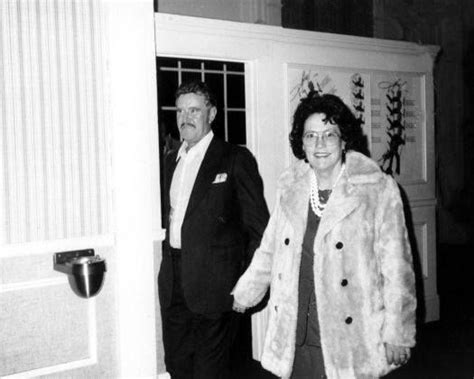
[{"left": 232, "top": 151, "right": 416, "bottom": 379}]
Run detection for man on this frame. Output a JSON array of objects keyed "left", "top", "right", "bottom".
[{"left": 158, "top": 81, "right": 269, "bottom": 379}]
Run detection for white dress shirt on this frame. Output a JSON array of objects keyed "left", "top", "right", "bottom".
[{"left": 169, "top": 131, "right": 214, "bottom": 248}]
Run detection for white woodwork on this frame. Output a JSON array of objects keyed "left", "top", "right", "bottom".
[
  {"left": 105, "top": 0, "right": 160, "bottom": 377},
  {"left": 1, "top": 0, "right": 160, "bottom": 377}
]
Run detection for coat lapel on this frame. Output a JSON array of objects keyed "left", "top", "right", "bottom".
[
  {"left": 316, "top": 174, "right": 360, "bottom": 238},
  {"left": 278, "top": 158, "right": 366, "bottom": 240},
  {"left": 317, "top": 151, "right": 383, "bottom": 238},
  {"left": 184, "top": 137, "right": 223, "bottom": 219}
]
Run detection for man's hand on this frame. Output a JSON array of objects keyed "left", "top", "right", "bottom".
[
  {"left": 385, "top": 343, "right": 411, "bottom": 366},
  {"left": 232, "top": 299, "right": 247, "bottom": 313}
]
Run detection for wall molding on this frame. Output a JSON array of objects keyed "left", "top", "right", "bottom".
[{"left": 0, "top": 234, "right": 114, "bottom": 257}]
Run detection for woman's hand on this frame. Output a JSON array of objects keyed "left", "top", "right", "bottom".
[
  {"left": 385, "top": 343, "right": 411, "bottom": 366},
  {"left": 232, "top": 299, "right": 247, "bottom": 313}
]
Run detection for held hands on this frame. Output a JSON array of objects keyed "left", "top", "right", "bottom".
[
  {"left": 232, "top": 299, "right": 247, "bottom": 313},
  {"left": 385, "top": 343, "right": 411, "bottom": 366}
]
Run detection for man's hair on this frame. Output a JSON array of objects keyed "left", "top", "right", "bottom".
[{"left": 175, "top": 80, "right": 217, "bottom": 107}]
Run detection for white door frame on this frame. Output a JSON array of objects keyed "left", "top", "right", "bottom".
[{"left": 106, "top": 0, "right": 160, "bottom": 376}]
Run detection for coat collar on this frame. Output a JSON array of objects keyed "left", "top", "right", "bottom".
[{"left": 278, "top": 151, "right": 383, "bottom": 236}]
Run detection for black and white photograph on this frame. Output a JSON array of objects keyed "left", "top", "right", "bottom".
[{"left": 1, "top": 1, "right": 473, "bottom": 378}]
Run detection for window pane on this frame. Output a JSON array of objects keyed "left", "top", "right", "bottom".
[
  {"left": 157, "top": 68, "right": 178, "bottom": 107},
  {"left": 227, "top": 74, "right": 245, "bottom": 108},
  {"left": 204, "top": 60, "right": 223, "bottom": 71},
  {"left": 159, "top": 110, "right": 181, "bottom": 155},
  {"left": 181, "top": 71, "right": 202, "bottom": 84},
  {"left": 180, "top": 59, "right": 202, "bottom": 69},
  {"left": 156, "top": 57, "right": 177, "bottom": 68},
  {"left": 227, "top": 111, "right": 246, "bottom": 145},
  {"left": 226, "top": 62, "right": 244, "bottom": 72},
  {"left": 205, "top": 74, "right": 224, "bottom": 107},
  {"left": 212, "top": 109, "right": 225, "bottom": 140},
  {"left": 159, "top": 110, "right": 179, "bottom": 139}
]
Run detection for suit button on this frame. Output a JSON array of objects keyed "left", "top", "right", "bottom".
[
  {"left": 341, "top": 279, "right": 348, "bottom": 287},
  {"left": 284, "top": 238, "right": 290, "bottom": 245},
  {"left": 345, "top": 316, "right": 353, "bottom": 324},
  {"left": 278, "top": 273, "right": 283, "bottom": 280},
  {"left": 274, "top": 305, "right": 278, "bottom": 312},
  {"left": 336, "top": 241, "right": 343, "bottom": 249}
]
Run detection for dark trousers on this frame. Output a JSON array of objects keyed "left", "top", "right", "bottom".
[{"left": 161, "top": 249, "right": 237, "bottom": 379}]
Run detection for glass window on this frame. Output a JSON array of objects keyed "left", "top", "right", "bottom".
[
  {"left": 227, "top": 74, "right": 245, "bottom": 108},
  {"left": 227, "top": 111, "right": 247, "bottom": 145},
  {"left": 156, "top": 57, "right": 246, "bottom": 157},
  {"left": 156, "top": 69, "right": 178, "bottom": 108}
]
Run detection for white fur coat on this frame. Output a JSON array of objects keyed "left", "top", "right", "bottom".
[{"left": 232, "top": 151, "right": 416, "bottom": 379}]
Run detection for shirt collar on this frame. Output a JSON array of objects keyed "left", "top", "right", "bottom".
[{"left": 176, "top": 130, "right": 214, "bottom": 161}]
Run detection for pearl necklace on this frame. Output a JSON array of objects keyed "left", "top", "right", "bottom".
[{"left": 310, "top": 165, "right": 345, "bottom": 218}]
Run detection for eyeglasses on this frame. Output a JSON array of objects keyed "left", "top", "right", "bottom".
[{"left": 302, "top": 130, "right": 341, "bottom": 146}]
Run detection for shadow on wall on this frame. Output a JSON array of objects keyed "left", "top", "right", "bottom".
[
  {"left": 398, "top": 184, "right": 426, "bottom": 326},
  {"left": 458, "top": 28, "right": 474, "bottom": 241}
]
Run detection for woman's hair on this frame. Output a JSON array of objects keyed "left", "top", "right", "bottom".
[{"left": 289, "top": 91, "right": 369, "bottom": 160}]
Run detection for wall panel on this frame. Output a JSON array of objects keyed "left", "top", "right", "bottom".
[{"left": 0, "top": 0, "right": 110, "bottom": 245}]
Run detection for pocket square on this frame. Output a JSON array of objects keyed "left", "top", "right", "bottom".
[{"left": 212, "top": 173, "right": 227, "bottom": 184}]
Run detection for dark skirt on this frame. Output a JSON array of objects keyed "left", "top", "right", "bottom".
[
  {"left": 291, "top": 200, "right": 328, "bottom": 379},
  {"left": 291, "top": 344, "right": 326, "bottom": 379}
]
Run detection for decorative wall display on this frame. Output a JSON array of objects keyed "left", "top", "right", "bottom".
[
  {"left": 288, "top": 66, "right": 426, "bottom": 184},
  {"left": 370, "top": 73, "right": 425, "bottom": 184}
]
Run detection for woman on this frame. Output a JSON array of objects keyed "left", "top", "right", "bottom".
[{"left": 232, "top": 92, "right": 416, "bottom": 378}]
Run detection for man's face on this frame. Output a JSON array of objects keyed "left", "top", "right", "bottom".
[{"left": 176, "top": 92, "right": 216, "bottom": 149}]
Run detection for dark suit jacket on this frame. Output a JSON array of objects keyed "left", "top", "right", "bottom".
[{"left": 158, "top": 137, "right": 269, "bottom": 314}]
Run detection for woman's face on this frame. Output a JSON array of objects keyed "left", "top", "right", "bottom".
[{"left": 302, "top": 113, "right": 345, "bottom": 176}]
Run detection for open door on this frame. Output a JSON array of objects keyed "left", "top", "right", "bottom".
[
  {"left": 0, "top": 1, "right": 118, "bottom": 376},
  {"left": 1, "top": 1, "right": 159, "bottom": 377}
]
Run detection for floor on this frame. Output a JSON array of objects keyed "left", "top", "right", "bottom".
[
  {"left": 232, "top": 319, "right": 474, "bottom": 378},
  {"left": 231, "top": 243, "right": 474, "bottom": 378},
  {"left": 385, "top": 320, "right": 474, "bottom": 379}
]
